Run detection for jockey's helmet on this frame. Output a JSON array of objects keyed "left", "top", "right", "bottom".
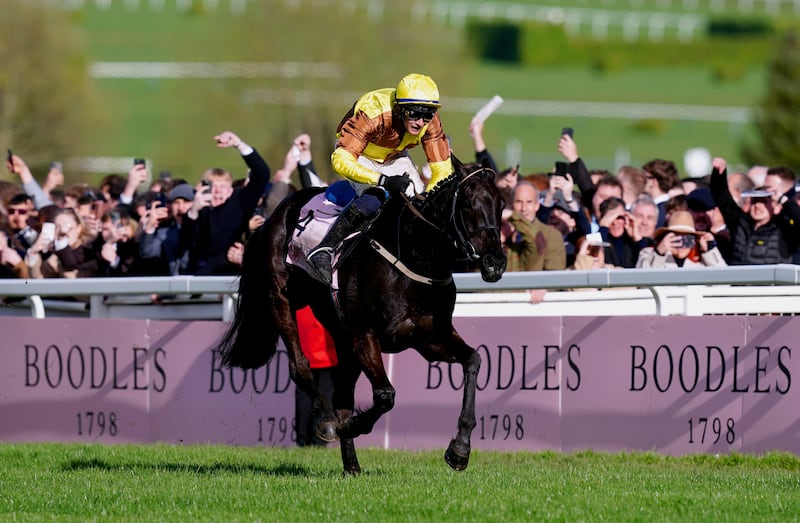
[{"left": 395, "top": 73, "right": 441, "bottom": 108}]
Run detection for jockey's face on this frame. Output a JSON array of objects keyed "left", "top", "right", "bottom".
[{"left": 400, "top": 105, "right": 436, "bottom": 136}]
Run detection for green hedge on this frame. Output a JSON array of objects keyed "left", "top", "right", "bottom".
[{"left": 465, "top": 20, "right": 778, "bottom": 73}]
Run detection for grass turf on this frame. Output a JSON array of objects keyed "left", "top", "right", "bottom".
[{"left": 1, "top": 443, "right": 798, "bottom": 522}]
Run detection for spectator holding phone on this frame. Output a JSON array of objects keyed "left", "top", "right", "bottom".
[
  {"left": 709, "top": 157, "right": 800, "bottom": 265},
  {"left": 184, "top": 131, "right": 270, "bottom": 275},
  {"left": 636, "top": 210, "right": 726, "bottom": 268},
  {"left": 94, "top": 208, "right": 142, "bottom": 276},
  {"left": 0, "top": 229, "right": 30, "bottom": 279},
  {"left": 139, "top": 183, "right": 195, "bottom": 276}
]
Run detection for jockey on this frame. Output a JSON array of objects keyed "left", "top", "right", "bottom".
[{"left": 306, "top": 72, "right": 454, "bottom": 284}]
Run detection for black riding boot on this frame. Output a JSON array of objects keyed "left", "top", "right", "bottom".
[{"left": 306, "top": 203, "right": 372, "bottom": 284}]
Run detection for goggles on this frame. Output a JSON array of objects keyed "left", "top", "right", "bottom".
[{"left": 400, "top": 105, "right": 437, "bottom": 123}]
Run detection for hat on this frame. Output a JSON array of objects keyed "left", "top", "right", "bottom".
[
  {"left": 585, "top": 232, "right": 610, "bottom": 247},
  {"left": 686, "top": 188, "right": 715, "bottom": 212},
  {"left": 654, "top": 210, "right": 703, "bottom": 239},
  {"left": 168, "top": 184, "right": 195, "bottom": 202}
]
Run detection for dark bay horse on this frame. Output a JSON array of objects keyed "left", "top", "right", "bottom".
[{"left": 216, "top": 156, "right": 506, "bottom": 474}]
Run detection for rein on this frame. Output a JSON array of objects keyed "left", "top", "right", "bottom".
[{"left": 367, "top": 166, "right": 498, "bottom": 284}]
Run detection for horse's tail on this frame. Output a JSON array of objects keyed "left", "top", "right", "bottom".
[{"left": 216, "top": 223, "right": 280, "bottom": 369}]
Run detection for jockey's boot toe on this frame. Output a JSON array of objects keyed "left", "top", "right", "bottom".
[{"left": 307, "top": 249, "right": 333, "bottom": 284}]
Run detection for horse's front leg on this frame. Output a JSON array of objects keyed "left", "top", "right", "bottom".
[{"left": 445, "top": 345, "right": 480, "bottom": 471}]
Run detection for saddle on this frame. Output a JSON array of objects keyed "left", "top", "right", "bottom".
[{"left": 286, "top": 193, "right": 363, "bottom": 288}]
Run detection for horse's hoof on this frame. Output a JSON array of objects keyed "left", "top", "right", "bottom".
[
  {"left": 342, "top": 464, "right": 362, "bottom": 477},
  {"left": 444, "top": 439, "right": 470, "bottom": 471},
  {"left": 315, "top": 421, "right": 338, "bottom": 442}
]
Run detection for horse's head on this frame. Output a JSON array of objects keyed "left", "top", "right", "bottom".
[{"left": 425, "top": 156, "right": 507, "bottom": 282}]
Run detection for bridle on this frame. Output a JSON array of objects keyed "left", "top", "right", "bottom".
[
  {"left": 402, "top": 166, "right": 500, "bottom": 262},
  {"left": 448, "top": 167, "right": 500, "bottom": 261}
]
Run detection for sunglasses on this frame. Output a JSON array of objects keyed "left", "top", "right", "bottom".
[
  {"left": 401, "top": 106, "right": 436, "bottom": 123},
  {"left": 8, "top": 208, "right": 28, "bottom": 216}
]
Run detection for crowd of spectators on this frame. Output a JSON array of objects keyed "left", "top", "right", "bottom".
[
  {"left": 466, "top": 118, "right": 800, "bottom": 298},
  {"left": 3, "top": 123, "right": 800, "bottom": 293},
  {"left": 0, "top": 130, "right": 325, "bottom": 284}
]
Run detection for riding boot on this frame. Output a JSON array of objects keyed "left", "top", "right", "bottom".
[{"left": 306, "top": 203, "right": 372, "bottom": 284}]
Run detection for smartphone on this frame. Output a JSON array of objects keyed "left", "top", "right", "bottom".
[
  {"left": 111, "top": 211, "right": 122, "bottom": 226},
  {"left": 7, "top": 149, "right": 14, "bottom": 173},
  {"left": 201, "top": 179, "right": 211, "bottom": 194},
  {"left": 553, "top": 161, "right": 568, "bottom": 178},
  {"left": 50, "top": 161, "right": 63, "bottom": 172},
  {"left": 562, "top": 127, "right": 574, "bottom": 138},
  {"left": 133, "top": 157, "right": 146, "bottom": 166},
  {"left": 41, "top": 222, "right": 56, "bottom": 243},
  {"left": 680, "top": 235, "right": 696, "bottom": 248}
]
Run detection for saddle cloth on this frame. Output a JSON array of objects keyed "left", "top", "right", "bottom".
[{"left": 286, "top": 192, "right": 344, "bottom": 276}]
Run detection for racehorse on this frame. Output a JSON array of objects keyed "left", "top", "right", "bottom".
[{"left": 216, "top": 155, "right": 507, "bottom": 475}]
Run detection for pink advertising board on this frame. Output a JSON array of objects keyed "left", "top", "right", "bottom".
[{"left": 0, "top": 316, "right": 797, "bottom": 455}]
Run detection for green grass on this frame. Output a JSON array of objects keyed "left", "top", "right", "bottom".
[{"left": 1, "top": 443, "right": 799, "bottom": 522}]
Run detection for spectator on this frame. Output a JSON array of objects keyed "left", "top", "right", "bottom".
[
  {"left": 727, "top": 170, "right": 755, "bottom": 208},
  {"left": 494, "top": 166, "right": 519, "bottom": 210},
  {"left": 43, "top": 207, "right": 98, "bottom": 278},
  {"left": 184, "top": 131, "right": 270, "bottom": 275},
  {"left": 94, "top": 208, "right": 142, "bottom": 276},
  {"left": 630, "top": 195, "right": 658, "bottom": 247},
  {"left": 616, "top": 165, "right": 648, "bottom": 209},
  {"left": 538, "top": 172, "right": 590, "bottom": 267},
  {"left": 468, "top": 117, "right": 499, "bottom": 175},
  {"left": 636, "top": 210, "right": 727, "bottom": 268},
  {"left": 597, "top": 196, "right": 641, "bottom": 268},
  {"left": 504, "top": 181, "right": 566, "bottom": 272},
  {"left": 6, "top": 152, "right": 53, "bottom": 209},
  {"left": 571, "top": 232, "right": 614, "bottom": 271},
  {"left": 642, "top": 158, "right": 681, "bottom": 228},
  {"left": 5, "top": 193, "right": 38, "bottom": 251},
  {"left": 22, "top": 205, "right": 60, "bottom": 278},
  {"left": 747, "top": 165, "right": 768, "bottom": 189},
  {"left": 709, "top": 157, "right": 800, "bottom": 265},
  {"left": 764, "top": 166, "right": 796, "bottom": 201},
  {"left": 139, "top": 183, "right": 195, "bottom": 276},
  {"left": 556, "top": 132, "right": 593, "bottom": 210},
  {"left": 588, "top": 175, "right": 624, "bottom": 233},
  {"left": 0, "top": 229, "right": 30, "bottom": 279},
  {"left": 74, "top": 190, "right": 105, "bottom": 242},
  {"left": 686, "top": 187, "right": 733, "bottom": 263}
]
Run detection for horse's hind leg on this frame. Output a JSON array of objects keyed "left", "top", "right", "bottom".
[
  {"left": 332, "top": 363, "right": 361, "bottom": 475},
  {"left": 336, "top": 333, "right": 395, "bottom": 440}
]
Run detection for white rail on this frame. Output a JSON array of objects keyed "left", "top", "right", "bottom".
[{"left": 2, "top": 264, "right": 799, "bottom": 319}]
